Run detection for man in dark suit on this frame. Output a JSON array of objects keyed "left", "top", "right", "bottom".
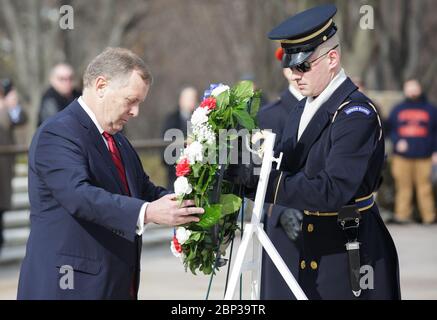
[
  {"left": 17, "top": 48, "right": 204, "bottom": 300},
  {"left": 257, "top": 57, "right": 305, "bottom": 300}
]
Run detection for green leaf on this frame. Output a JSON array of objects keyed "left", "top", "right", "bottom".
[
  {"left": 196, "top": 204, "right": 222, "bottom": 229},
  {"left": 189, "top": 261, "right": 197, "bottom": 275},
  {"left": 191, "top": 162, "right": 202, "bottom": 178},
  {"left": 219, "top": 194, "right": 242, "bottom": 216},
  {"left": 187, "top": 246, "right": 196, "bottom": 260},
  {"left": 203, "top": 264, "right": 212, "bottom": 275},
  {"left": 196, "top": 166, "right": 207, "bottom": 193},
  {"left": 215, "top": 90, "right": 230, "bottom": 109},
  {"left": 232, "top": 80, "right": 254, "bottom": 100},
  {"left": 187, "top": 231, "right": 202, "bottom": 243},
  {"left": 249, "top": 91, "right": 262, "bottom": 118},
  {"left": 233, "top": 109, "right": 256, "bottom": 130}
]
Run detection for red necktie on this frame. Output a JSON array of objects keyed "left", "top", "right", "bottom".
[
  {"left": 102, "top": 132, "right": 131, "bottom": 196},
  {"left": 102, "top": 131, "right": 136, "bottom": 298}
]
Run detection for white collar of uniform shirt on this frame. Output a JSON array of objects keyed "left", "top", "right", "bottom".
[
  {"left": 297, "top": 68, "right": 347, "bottom": 141},
  {"left": 78, "top": 96, "right": 108, "bottom": 148}
]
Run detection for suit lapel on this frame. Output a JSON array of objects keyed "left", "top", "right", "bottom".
[
  {"left": 90, "top": 128, "right": 127, "bottom": 194},
  {"left": 69, "top": 101, "right": 126, "bottom": 194}
]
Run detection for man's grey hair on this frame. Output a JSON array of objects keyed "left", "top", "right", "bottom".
[{"left": 83, "top": 47, "right": 153, "bottom": 88}]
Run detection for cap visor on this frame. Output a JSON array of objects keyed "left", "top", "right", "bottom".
[{"left": 282, "top": 51, "right": 313, "bottom": 68}]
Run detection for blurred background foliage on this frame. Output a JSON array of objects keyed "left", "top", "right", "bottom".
[{"left": 1, "top": 0, "right": 437, "bottom": 143}]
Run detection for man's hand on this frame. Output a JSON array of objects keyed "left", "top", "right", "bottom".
[
  {"left": 396, "top": 139, "right": 408, "bottom": 153},
  {"left": 144, "top": 193, "right": 204, "bottom": 226},
  {"left": 279, "top": 208, "right": 303, "bottom": 242}
]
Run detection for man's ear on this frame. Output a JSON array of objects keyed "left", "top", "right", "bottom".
[
  {"left": 328, "top": 50, "right": 340, "bottom": 71},
  {"left": 95, "top": 76, "right": 108, "bottom": 98}
]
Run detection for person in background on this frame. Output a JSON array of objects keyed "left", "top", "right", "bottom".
[
  {"left": 258, "top": 47, "right": 304, "bottom": 147},
  {"left": 161, "top": 86, "right": 198, "bottom": 189},
  {"left": 0, "top": 79, "right": 27, "bottom": 255},
  {"left": 387, "top": 79, "right": 437, "bottom": 224},
  {"left": 38, "top": 63, "right": 80, "bottom": 126},
  {"left": 257, "top": 47, "right": 304, "bottom": 300}
]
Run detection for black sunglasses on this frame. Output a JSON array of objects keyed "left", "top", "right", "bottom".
[{"left": 292, "top": 45, "right": 339, "bottom": 73}]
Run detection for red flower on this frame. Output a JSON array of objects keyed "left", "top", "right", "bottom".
[
  {"left": 173, "top": 236, "right": 182, "bottom": 253},
  {"left": 275, "top": 47, "right": 284, "bottom": 62},
  {"left": 200, "top": 97, "right": 217, "bottom": 110},
  {"left": 176, "top": 158, "right": 191, "bottom": 177}
]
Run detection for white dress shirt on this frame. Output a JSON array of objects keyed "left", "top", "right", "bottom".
[
  {"left": 297, "top": 68, "right": 347, "bottom": 141},
  {"left": 78, "top": 96, "right": 148, "bottom": 236}
]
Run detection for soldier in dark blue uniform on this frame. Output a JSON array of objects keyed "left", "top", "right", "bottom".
[
  {"left": 231, "top": 4, "right": 401, "bottom": 299},
  {"left": 257, "top": 51, "right": 305, "bottom": 300}
]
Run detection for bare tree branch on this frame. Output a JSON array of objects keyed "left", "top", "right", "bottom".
[{"left": 403, "top": 0, "right": 425, "bottom": 79}]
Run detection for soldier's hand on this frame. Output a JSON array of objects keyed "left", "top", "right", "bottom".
[
  {"left": 145, "top": 194, "right": 204, "bottom": 226},
  {"left": 279, "top": 208, "right": 303, "bottom": 241}
]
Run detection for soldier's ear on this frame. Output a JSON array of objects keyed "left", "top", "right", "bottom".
[{"left": 328, "top": 50, "right": 340, "bottom": 70}]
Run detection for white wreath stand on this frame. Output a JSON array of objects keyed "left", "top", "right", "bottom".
[{"left": 224, "top": 131, "right": 308, "bottom": 300}]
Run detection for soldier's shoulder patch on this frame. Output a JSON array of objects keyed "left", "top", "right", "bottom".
[{"left": 343, "top": 105, "right": 372, "bottom": 116}]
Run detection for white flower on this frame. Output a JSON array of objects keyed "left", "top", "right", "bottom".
[
  {"left": 175, "top": 227, "right": 192, "bottom": 245},
  {"left": 211, "top": 84, "right": 230, "bottom": 97},
  {"left": 193, "top": 123, "right": 216, "bottom": 146},
  {"left": 170, "top": 240, "right": 181, "bottom": 258},
  {"left": 184, "top": 140, "right": 203, "bottom": 163},
  {"left": 174, "top": 176, "right": 193, "bottom": 196},
  {"left": 190, "top": 107, "right": 209, "bottom": 127}
]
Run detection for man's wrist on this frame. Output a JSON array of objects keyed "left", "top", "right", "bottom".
[
  {"left": 136, "top": 202, "right": 149, "bottom": 235},
  {"left": 143, "top": 201, "right": 152, "bottom": 224}
]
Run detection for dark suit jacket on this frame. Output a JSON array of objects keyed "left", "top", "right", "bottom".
[{"left": 18, "top": 100, "right": 167, "bottom": 300}]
